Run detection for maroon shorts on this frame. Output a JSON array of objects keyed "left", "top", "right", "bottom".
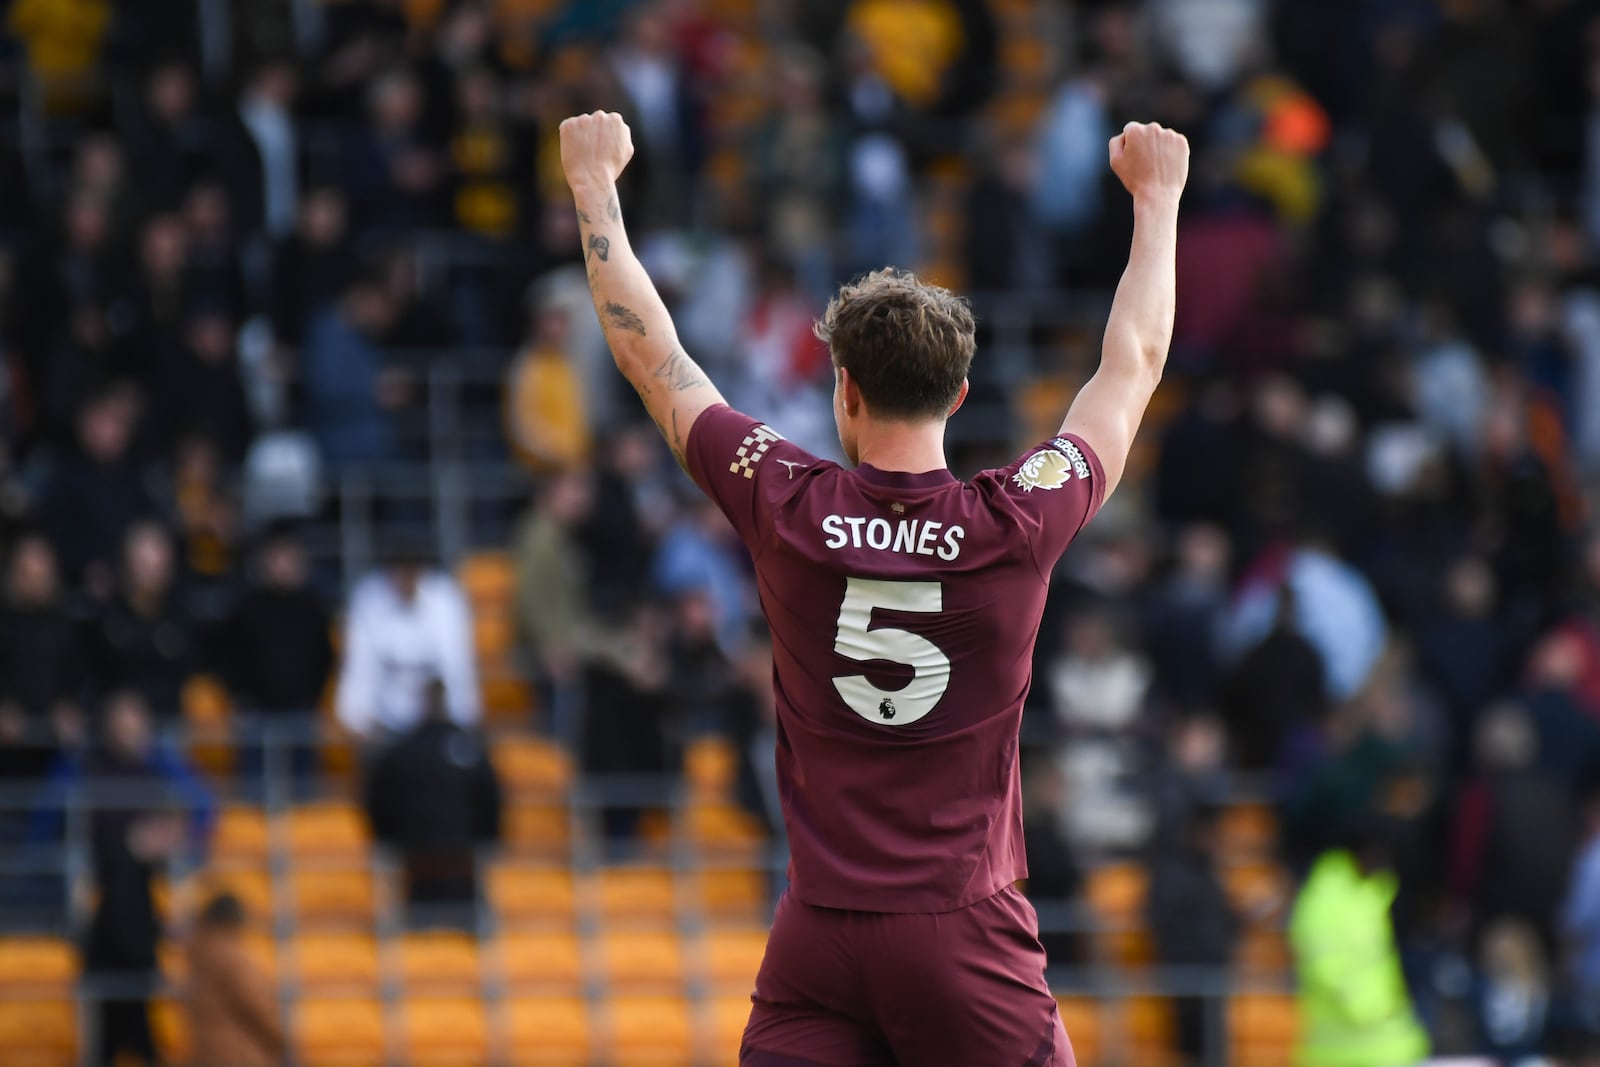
[{"left": 739, "top": 885, "right": 1073, "bottom": 1067}]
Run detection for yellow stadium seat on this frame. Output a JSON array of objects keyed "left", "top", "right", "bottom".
[
  {"left": 504, "top": 996, "right": 590, "bottom": 1067},
  {"left": 597, "top": 930, "right": 686, "bottom": 991},
  {"left": 494, "top": 737, "right": 573, "bottom": 798},
  {"left": 1229, "top": 993, "right": 1297, "bottom": 1067},
  {"left": 686, "top": 803, "right": 766, "bottom": 858},
  {"left": 152, "top": 996, "right": 190, "bottom": 1063},
  {"left": 212, "top": 806, "right": 270, "bottom": 863},
  {"left": 504, "top": 804, "right": 571, "bottom": 855},
  {"left": 0, "top": 937, "right": 77, "bottom": 990},
  {"left": 1085, "top": 864, "right": 1148, "bottom": 923},
  {"left": 484, "top": 675, "right": 535, "bottom": 718},
  {"left": 292, "top": 932, "right": 381, "bottom": 990},
  {"left": 695, "top": 867, "right": 768, "bottom": 922},
  {"left": 459, "top": 551, "right": 514, "bottom": 603},
  {"left": 702, "top": 995, "right": 752, "bottom": 1063},
  {"left": 0, "top": 999, "right": 76, "bottom": 1067},
  {"left": 1054, "top": 997, "right": 1102, "bottom": 1067},
  {"left": 397, "top": 931, "right": 482, "bottom": 993},
  {"left": 295, "top": 997, "right": 386, "bottom": 1067},
  {"left": 489, "top": 865, "right": 575, "bottom": 924},
  {"left": 400, "top": 997, "right": 488, "bottom": 1066},
  {"left": 1224, "top": 863, "right": 1289, "bottom": 917},
  {"left": 684, "top": 735, "right": 737, "bottom": 797},
  {"left": 1238, "top": 927, "right": 1290, "bottom": 973},
  {"left": 1127, "top": 996, "right": 1178, "bottom": 1067},
  {"left": 498, "top": 930, "right": 584, "bottom": 991},
  {"left": 1218, "top": 802, "right": 1277, "bottom": 856},
  {"left": 600, "top": 995, "right": 694, "bottom": 1066},
  {"left": 700, "top": 928, "right": 767, "bottom": 991},
  {"left": 474, "top": 613, "right": 516, "bottom": 661},
  {"left": 590, "top": 867, "right": 678, "bottom": 924},
  {"left": 287, "top": 803, "right": 370, "bottom": 862},
  {"left": 291, "top": 867, "right": 376, "bottom": 923}
]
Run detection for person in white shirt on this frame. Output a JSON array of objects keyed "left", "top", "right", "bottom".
[{"left": 336, "top": 549, "right": 480, "bottom": 738}]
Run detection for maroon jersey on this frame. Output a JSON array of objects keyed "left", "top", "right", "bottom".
[{"left": 686, "top": 405, "right": 1105, "bottom": 913}]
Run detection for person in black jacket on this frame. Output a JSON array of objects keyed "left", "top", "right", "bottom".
[
  {"left": 1146, "top": 803, "right": 1239, "bottom": 1066},
  {"left": 0, "top": 532, "right": 85, "bottom": 781},
  {"left": 94, "top": 521, "right": 196, "bottom": 719},
  {"left": 363, "top": 680, "right": 502, "bottom": 927},
  {"left": 82, "top": 692, "right": 193, "bottom": 1066},
  {"left": 218, "top": 526, "right": 334, "bottom": 794}
]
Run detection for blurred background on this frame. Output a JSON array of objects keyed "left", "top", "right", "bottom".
[{"left": 0, "top": 0, "right": 1599, "bottom": 1065}]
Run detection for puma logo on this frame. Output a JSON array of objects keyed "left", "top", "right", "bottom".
[{"left": 776, "top": 459, "right": 808, "bottom": 479}]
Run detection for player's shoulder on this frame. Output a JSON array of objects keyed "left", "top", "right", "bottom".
[
  {"left": 972, "top": 435, "right": 1096, "bottom": 497},
  {"left": 690, "top": 403, "right": 836, "bottom": 486}
]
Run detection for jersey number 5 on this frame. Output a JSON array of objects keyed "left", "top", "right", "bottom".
[{"left": 832, "top": 577, "right": 951, "bottom": 726}]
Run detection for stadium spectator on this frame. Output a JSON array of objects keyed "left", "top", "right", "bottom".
[
  {"left": 93, "top": 521, "right": 197, "bottom": 719},
  {"left": 37, "top": 384, "right": 156, "bottom": 591},
  {"left": 581, "top": 601, "right": 674, "bottom": 841},
  {"left": 1471, "top": 919, "right": 1552, "bottom": 1063},
  {"left": 1450, "top": 706, "right": 1579, "bottom": 958},
  {"left": 1289, "top": 817, "right": 1430, "bottom": 1067},
  {"left": 271, "top": 186, "right": 358, "bottom": 349},
  {"left": 183, "top": 891, "right": 284, "bottom": 1067},
  {"left": 123, "top": 59, "right": 209, "bottom": 215},
  {"left": 340, "top": 66, "right": 444, "bottom": 236},
  {"left": 363, "top": 679, "right": 502, "bottom": 926},
  {"left": 1048, "top": 608, "right": 1152, "bottom": 849},
  {"left": 336, "top": 545, "right": 479, "bottom": 739},
  {"left": 504, "top": 271, "right": 595, "bottom": 472},
  {"left": 155, "top": 305, "right": 255, "bottom": 465},
  {"left": 220, "top": 57, "right": 301, "bottom": 241},
  {"left": 1414, "top": 556, "right": 1519, "bottom": 751},
  {"left": 1221, "top": 586, "right": 1326, "bottom": 771},
  {"left": 1144, "top": 524, "right": 1230, "bottom": 715},
  {"left": 217, "top": 526, "right": 333, "bottom": 789},
  {"left": 73, "top": 689, "right": 212, "bottom": 1066},
  {"left": 0, "top": 532, "right": 85, "bottom": 780},
  {"left": 513, "top": 468, "right": 594, "bottom": 737},
  {"left": 1020, "top": 759, "right": 1083, "bottom": 967},
  {"left": 1562, "top": 778, "right": 1600, "bottom": 1041},
  {"left": 1145, "top": 802, "right": 1237, "bottom": 1066},
  {"left": 299, "top": 270, "right": 401, "bottom": 468}
]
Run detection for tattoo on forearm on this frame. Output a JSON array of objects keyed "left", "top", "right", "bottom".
[
  {"left": 669, "top": 408, "right": 688, "bottom": 472},
  {"left": 653, "top": 345, "right": 708, "bottom": 391},
  {"left": 587, "top": 234, "right": 610, "bottom": 262},
  {"left": 576, "top": 208, "right": 592, "bottom": 225},
  {"left": 607, "top": 194, "right": 621, "bottom": 222},
  {"left": 603, "top": 302, "right": 647, "bottom": 336}
]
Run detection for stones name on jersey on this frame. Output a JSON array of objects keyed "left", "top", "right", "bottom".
[{"left": 821, "top": 514, "right": 966, "bottom": 560}]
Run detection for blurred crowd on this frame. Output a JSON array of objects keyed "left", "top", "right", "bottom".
[{"left": 2, "top": 0, "right": 1600, "bottom": 1062}]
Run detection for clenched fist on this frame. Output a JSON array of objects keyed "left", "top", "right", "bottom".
[
  {"left": 560, "top": 111, "right": 635, "bottom": 194},
  {"left": 1109, "top": 122, "right": 1189, "bottom": 202}
]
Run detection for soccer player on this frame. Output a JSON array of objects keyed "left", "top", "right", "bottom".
[{"left": 560, "top": 112, "right": 1188, "bottom": 1066}]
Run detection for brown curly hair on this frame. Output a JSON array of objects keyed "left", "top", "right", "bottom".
[{"left": 814, "top": 268, "right": 976, "bottom": 420}]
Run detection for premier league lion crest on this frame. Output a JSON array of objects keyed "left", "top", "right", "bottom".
[{"left": 1012, "top": 448, "right": 1073, "bottom": 492}]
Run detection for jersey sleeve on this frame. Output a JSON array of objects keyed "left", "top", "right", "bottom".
[
  {"left": 684, "top": 403, "right": 823, "bottom": 557},
  {"left": 979, "top": 433, "right": 1107, "bottom": 578}
]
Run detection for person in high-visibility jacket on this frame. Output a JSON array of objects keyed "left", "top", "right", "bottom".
[{"left": 1289, "top": 820, "right": 1430, "bottom": 1067}]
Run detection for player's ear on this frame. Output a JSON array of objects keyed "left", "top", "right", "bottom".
[
  {"left": 946, "top": 379, "right": 969, "bottom": 418},
  {"left": 839, "top": 366, "right": 864, "bottom": 417}
]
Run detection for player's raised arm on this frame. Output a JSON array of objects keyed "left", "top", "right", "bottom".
[
  {"left": 1059, "top": 121, "right": 1189, "bottom": 499},
  {"left": 558, "top": 111, "right": 725, "bottom": 469}
]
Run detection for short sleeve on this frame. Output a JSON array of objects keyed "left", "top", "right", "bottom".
[
  {"left": 684, "top": 404, "right": 825, "bottom": 556},
  {"left": 979, "top": 433, "right": 1106, "bottom": 579}
]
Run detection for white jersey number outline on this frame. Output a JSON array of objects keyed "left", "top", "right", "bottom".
[{"left": 832, "top": 577, "right": 950, "bottom": 726}]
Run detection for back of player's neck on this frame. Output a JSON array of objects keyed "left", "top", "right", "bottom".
[{"left": 855, "top": 424, "right": 948, "bottom": 474}]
